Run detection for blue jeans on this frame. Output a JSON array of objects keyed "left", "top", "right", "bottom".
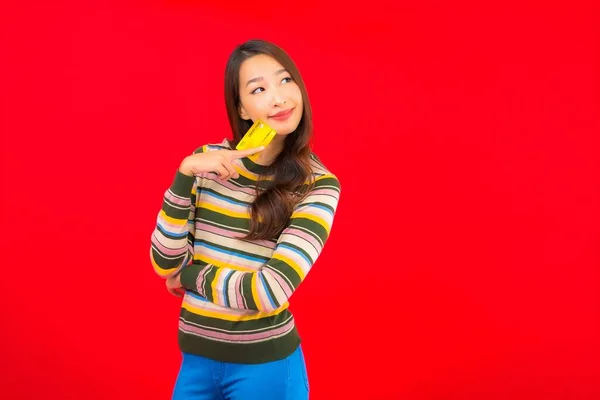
[{"left": 172, "top": 345, "right": 309, "bottom": 400}]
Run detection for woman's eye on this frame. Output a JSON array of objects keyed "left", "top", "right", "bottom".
[{"left": 251, "top": 77, "right": 292, "bottom": 94}]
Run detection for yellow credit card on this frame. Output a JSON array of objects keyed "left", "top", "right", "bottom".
[{"left": 236, "top": 120, "right": 276, "bottom": 161}]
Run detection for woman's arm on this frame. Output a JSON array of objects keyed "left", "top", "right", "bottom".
[
  {"left": 150, "top": 169, "right": 198, "bottom": 279},
  {"left": 179, "top": 174, "right": 341, "bottom": 313},
  {"left": 150, "top": 144, "right": 264, "bottom": 280}
]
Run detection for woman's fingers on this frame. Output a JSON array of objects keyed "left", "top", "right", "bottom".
[
  {"left": 213, "top": 164, "right": 230, "bottom": 180},
  {"left": 232, "top": 146, "right": 264, "bottom": 159},
  {"left": 168, "top": 287, "right": 183, "bottom": 297},
  {"left": 222, "top": 162, "right": 239, "bottom": 179}
]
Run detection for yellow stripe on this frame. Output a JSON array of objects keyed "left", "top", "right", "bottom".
[
  {"left": 181, "top": 299, "right": 287, "bottom": 321},
  {"left": 251, "top": 273, "right": 263, "bottom": 311},
  {"left": 233, "top": 162, "right": 274, "bottom": 182},
  {"left": 234, "top": 164, "right": 259, "bottom": 181},
  {"left": 211, "top": 268, "right": 225, "bottom": 306},
  {"left": 151, "top": 258, "right": 171, "bottom": 277},
  {"left": 292, "top": 212, "right": 331, "bottom": 233},
  {"left": 159, "top": 210, "right": 187, "bottom": 225},
  {"left": 193, "top": 254, "right": 255, "bottom": 272},
  {"left": 150, "top": 250, "right": 177, "bottom": 278},
  {"left": 271, "top": 253, "right": 305, "bottom": 280},
  {"left": 198, "top": 201, "right": 249, "bottom": 219}
]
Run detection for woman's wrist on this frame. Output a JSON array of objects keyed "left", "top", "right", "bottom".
[{"left": 178, "top": 158, "right": 194, "bottom": 176}]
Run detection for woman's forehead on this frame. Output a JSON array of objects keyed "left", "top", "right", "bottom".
[{"left": 240, "top": 54, "right": 284, "bottom": 77}]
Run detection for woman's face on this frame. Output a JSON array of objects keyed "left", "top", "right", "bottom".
[{"left": 238, "top": 54, "right": 303, "bottom": 136}]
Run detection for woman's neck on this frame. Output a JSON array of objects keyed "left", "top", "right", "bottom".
[{"left": 254, "top": 134, "right": 285, "bottom": 166}]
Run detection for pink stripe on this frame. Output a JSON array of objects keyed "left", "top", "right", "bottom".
[
  {"left": 152, "top": 235, "right": 187, "bottom": 256},
  {"left": 196, "top": 222, "right": 276, "bottom": 249},
  {"left": 179, "top": 318, "right": 295, "bottom": 342},
  {"left": 283, "top": 228, "right": 323, "bottom": 252},
  {"left": 266, "top": 267, "right": 293, "bottom": 299},
  {"left": 235, "top": 273, "right": 245, "bottom": 309},
  {"left": 308, "top": 188, "right": 339, "bottom": 197},
  {"left": 294, "top": 204, "right": 331, "bottom": 218},
  {"left": 196, "top": 265, "right": 211, "bottom": 294},
  {"left": 165, "top": 190, "right": 192, "bottom": 206}
]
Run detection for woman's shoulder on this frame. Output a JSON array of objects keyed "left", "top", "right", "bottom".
[
  {"left": 308, "top": 152, "right": 340, "bottom": 188},
  {"left": 308, "top": 152, "right": 333, "bottom": 175}
]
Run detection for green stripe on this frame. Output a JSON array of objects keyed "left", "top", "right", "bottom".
[
  {"left": 288, "top": 218, "right": 329, "bottom": 242},
  {"left": 266, "top": 260, "right": 302, "bottom": 288},
  {"left": 241, "top": 274, "right": 258, "bottom": 310},
  {"left": 169, "top": 170, "right": 197, "bottom": 197},
  {"left": 202, "top": 265, "right": 217, "bottom": 303},
  {"left": 314, "top": 176, "right": 341, "bottom": 190},
  {"left": 162, "top": 203, "right": 192, "bottom": 220},
  {"left": 151, "top": 248, "right": 187, "bottom": 270},
  {"left": 163, "top": 190, "right": 195, "bottom": 219},
  {"left": 197, "top": 208, "right": 251, "bottom": 230}
]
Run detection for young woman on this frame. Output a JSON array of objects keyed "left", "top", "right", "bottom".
[{"left": 150, "top": 39, "right": 341, "bottom": 400}]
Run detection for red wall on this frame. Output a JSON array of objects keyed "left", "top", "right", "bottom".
[{"left": 1, "top": 1, "right": 598, "bottom": 399}]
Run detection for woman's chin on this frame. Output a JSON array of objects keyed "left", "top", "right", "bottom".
[
  {"left": 274, "top": 129, "right": 294, "bottom": 136},
  {"left": 271, "top": 120, "right": 301, "bottom": 136}
]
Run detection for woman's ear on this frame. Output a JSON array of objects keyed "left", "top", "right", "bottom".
[{"left": 239, "top": 104, "right": 250, "bottom": 120}]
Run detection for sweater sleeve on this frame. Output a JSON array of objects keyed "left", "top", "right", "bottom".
[
  {"left": 179, "top": 174, "right": 341, "bottom": 312},
  {"left": 150, "top": 146, "right": 207, "bottom": 278}
]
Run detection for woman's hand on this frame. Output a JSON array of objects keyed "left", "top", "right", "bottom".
[
  {"left": 179, "top": 146, "right": 265, "bottom": 180},
  {"left": 166, "top": 273, "right": 185, "bottom": 298}
]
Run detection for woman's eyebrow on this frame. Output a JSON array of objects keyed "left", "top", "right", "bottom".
[{"left": 246, "top": 69, "right": 288, "bottom": 87}]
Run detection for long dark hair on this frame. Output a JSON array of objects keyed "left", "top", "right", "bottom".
[{"left": 224, "top": 39, "right": 314, "bottom": 241}]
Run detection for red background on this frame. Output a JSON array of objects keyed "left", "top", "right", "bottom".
[{"left": 1, "top": 1, "right": 598, "bottom": 399}]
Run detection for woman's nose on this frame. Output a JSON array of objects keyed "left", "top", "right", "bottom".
[{"left": 271, "top": 90, "right": 286, "bottom": 106}]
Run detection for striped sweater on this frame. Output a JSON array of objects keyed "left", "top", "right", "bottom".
[{"left": 150, "top": 139, "right": 341, "bottom": 364}]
